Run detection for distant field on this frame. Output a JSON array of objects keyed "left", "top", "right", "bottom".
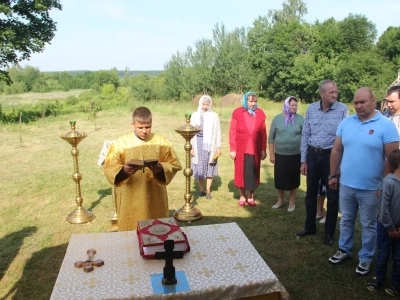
[{"left": 0, "top": 90, "right": 86, "bottom": 107}]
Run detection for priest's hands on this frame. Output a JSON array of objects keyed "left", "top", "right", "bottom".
[
  {"left": 148, "top": 163, "right": 163, "bottom": 175},
  {"left": 148, "top": 163, "right": 166, "bottom": 182},
  {"left": 123, "top": 164, "right": 139, "bottom": 175}
]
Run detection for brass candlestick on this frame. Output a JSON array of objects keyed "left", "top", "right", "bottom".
[
  {"left": 60, "top": 121, "right": 95, "bottom": 224},
  {"left": 110, "top": 185, "right": 118, "bottom": 227},
  {"left": 174, "top": 114, "right": 202, "bottom": 222}
]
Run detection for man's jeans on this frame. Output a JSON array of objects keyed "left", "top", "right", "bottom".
[
  {"left": 338, "top": 184, "right": 378, "bottom": 262},
  {"left": 375, "top": 221, "right": 400, "bottom": 286},
  {"left": 304, "top": 148, "right": 339, "bottom": 235}
]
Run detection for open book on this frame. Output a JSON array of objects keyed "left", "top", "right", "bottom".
[{"left": 128, "top": 159, "right": 158, "bottom": 169}]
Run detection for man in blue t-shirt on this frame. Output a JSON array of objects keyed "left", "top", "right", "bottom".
[{"left": 327, "top": 87, "right": 399, "bottom": 276}]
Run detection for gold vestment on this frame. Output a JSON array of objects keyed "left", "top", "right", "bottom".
[{"left": 104, "top": 132, "right": 182, "bottom": 231}]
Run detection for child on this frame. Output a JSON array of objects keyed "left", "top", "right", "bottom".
[
  {"left": 103, "top": 107, "right": 182, "bottom": 231},
  {"left": 367, "top": 149, "right": 400, "bottom": 296}
]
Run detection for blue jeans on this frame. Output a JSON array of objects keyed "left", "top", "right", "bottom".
[
  {"left": 304, "top": 148, "right": 339, "bottom": 235},
  {"left": 338, "top": 184, "right": 378, "bottom": 262},
  {"left": 375, "top": 222, "right": 400, "bottom": 286}
]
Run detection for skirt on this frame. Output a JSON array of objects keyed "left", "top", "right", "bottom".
[
  {"left": 274, "top": 153, "right": 301, "bottom": 190},
  {"left": 192, "top": 134, "right": 218, "bottom": 178},
  {"left": 244, "top": 154, "right": 257, "bottom": 190}
]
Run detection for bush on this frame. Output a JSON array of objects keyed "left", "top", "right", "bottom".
[
  {"left": 65, "top": 95, "right": 79, "bottom": 106},
  {"left": 31, "top": 81, "right": 50, "bottom": 93},
  {"left": 101, "top": 83, "right": 116, "bottom": 97},
  {"left": 3, "top": 81, "right": 27, "bottom": 95}
]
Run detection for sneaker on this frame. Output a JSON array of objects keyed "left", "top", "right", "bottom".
[
  {"left": 355, "top": 261, "right": 371, "bottom": 275},
  {"left": 319, "top": 216, "right": 326, "bottom": 224},
  {"left": 367, "top": 277, "right": 383, "bottom": 292},
  {"left": 385, "top": 285, "right": 399, "bottom": 297},
  {"left": 329, "top": 250, "right": 350, "bottom": 264}
]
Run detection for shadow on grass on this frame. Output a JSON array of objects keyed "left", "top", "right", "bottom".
[
  {"left": 226, "top": 163, "right": 307, "bottom": 205},
  {"left": 1, "top": 244, "right": 68, "bottom": 300},
  {"left": 87, "top": 187, "right": 112, "bottom": 211},
  {"left": 190, "top": 175, "right": 222, "bottom": 206},
  {"left": 0, "top": 226, "right": 37, "bottom": 283}
]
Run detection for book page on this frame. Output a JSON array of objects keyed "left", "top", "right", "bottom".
[{"left": 143, "top": 243, "right": 188, "bottom": 255}]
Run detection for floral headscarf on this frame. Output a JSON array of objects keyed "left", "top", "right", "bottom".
[
  {"left": 283, "top": 96, "right": 297, "bottom": 127},
  {"left": 242, "top": 92, "right": 257, "bottom": 116}
]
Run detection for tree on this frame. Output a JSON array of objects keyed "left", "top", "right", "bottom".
[
  {"left": 248, "top": 19, "right": 315, "bottom": 100},
  {"left": 338, "top": 14, "right": 377, "bottom": 53},
  {"left": 163, "top": 53, "right": 185, "bottom": 100},
  {"left": 187, "top": 38, "right": 216, "bottom": 95},
  {"left": 286, "top": 54, "right": 337, "bottom": 102},
  {"left": 377, "top": 26, "right": 400, "bottom": 65},
  {"left": 212, "top": 25, "right": 252, "bottom": 95},
  {"left": 335, "top": 51, "right": 394, "bottom": 102},
  {"left": 267, "top": 0, "right": 308, "bottom": 24},
  {"left": 311, "top": 18, "right": 344, "bottom": 59},
  {"left": 0, "top": 0, "right": 62, "bottom": 84},
  {"left": 92, "top": 69, "right": 119, "bottom": 91}
]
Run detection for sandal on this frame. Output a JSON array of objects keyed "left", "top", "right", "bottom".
[
  {"left": 247, "top": 199, "right": 256, "bottom": 207},
  {"left": 385, "top": 285, "right": 399, "bottom": 296},
  {"left": 272, "top": 202, "right": 284, "bottom": 209},
  {"left": 239, "top": 197, "right": 246, "bottom": 207},
  {"left": 367, "top": 277, "right": 382, "bottom": 292}
]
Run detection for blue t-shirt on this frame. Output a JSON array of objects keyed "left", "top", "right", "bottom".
[{"left": 337, "top": 111, "right": 399, "bottom": 190}]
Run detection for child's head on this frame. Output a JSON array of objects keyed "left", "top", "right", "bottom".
[
  {"left": 388, "top": 149, "right": 400, "bottom": 171},
  {"left": 131, "top": 107, "right": 152, "bottom": 140}
]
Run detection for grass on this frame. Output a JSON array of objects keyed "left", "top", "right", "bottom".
[
  {"left": 0, "top": 90, "right": 85, "bottom": 107},
  {"left": 0, "top": 94, "right": 386, "bottom": 300}
]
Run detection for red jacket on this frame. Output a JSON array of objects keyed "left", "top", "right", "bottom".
[{"left": 229, "top": 107, "right": 267, "bottom": 188}]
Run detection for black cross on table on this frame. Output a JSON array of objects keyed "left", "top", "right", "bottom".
[{"left": 155, "top": 240, "right": 184, "bottom": 285}]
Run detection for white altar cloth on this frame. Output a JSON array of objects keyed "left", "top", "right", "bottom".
[{"left": 51, "top": 222, "right": 289, "bottom": 299}]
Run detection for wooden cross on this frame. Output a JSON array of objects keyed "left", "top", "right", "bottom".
[
  {"left": 155, "top": 240, "right": 184, "bottom": 285},
  {"left": 74, "top": 249, "right": 104, "bottom": 272}
]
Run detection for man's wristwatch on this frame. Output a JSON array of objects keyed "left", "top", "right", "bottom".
[{"left": 328, "top": 175, "right": 337, "bottom": 180}]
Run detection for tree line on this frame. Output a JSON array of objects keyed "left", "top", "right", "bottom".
[
  {"left": 1, "top": 0, "right": 399, "bottom": 104},
  {"left": 162, "top": 0, "right": 400, "bottom": 103}
]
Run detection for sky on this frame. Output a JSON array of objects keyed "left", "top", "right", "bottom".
[{"left": 20, "top": 0, "right": 400, "bottom": 72}]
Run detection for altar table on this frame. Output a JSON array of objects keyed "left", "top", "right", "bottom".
[{"left": 51, "top": 222, "right": 289, "bottom": 299}]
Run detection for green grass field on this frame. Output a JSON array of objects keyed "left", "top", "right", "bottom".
[{"left": 0, "top": 92, "right": 388, "bottom": 299}]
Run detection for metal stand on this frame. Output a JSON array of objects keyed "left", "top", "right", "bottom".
[
  {"left": 60, "top": 121, "right": 95, "bottom": 224},
  {"left": 174, "top": 114, "right": 202, "bottom": 222}
]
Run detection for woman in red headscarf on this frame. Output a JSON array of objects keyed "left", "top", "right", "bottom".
[{"left": 229, "top": 92, "right": 267, "bottom": 207}]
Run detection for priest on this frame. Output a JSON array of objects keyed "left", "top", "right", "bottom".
[{"left": 104, "top": 107, "right": 182, "bottom": 231}]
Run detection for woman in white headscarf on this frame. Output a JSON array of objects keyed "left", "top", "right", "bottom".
[{"left": 190, "top": 95, "right": 221, "bottom": 199}]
